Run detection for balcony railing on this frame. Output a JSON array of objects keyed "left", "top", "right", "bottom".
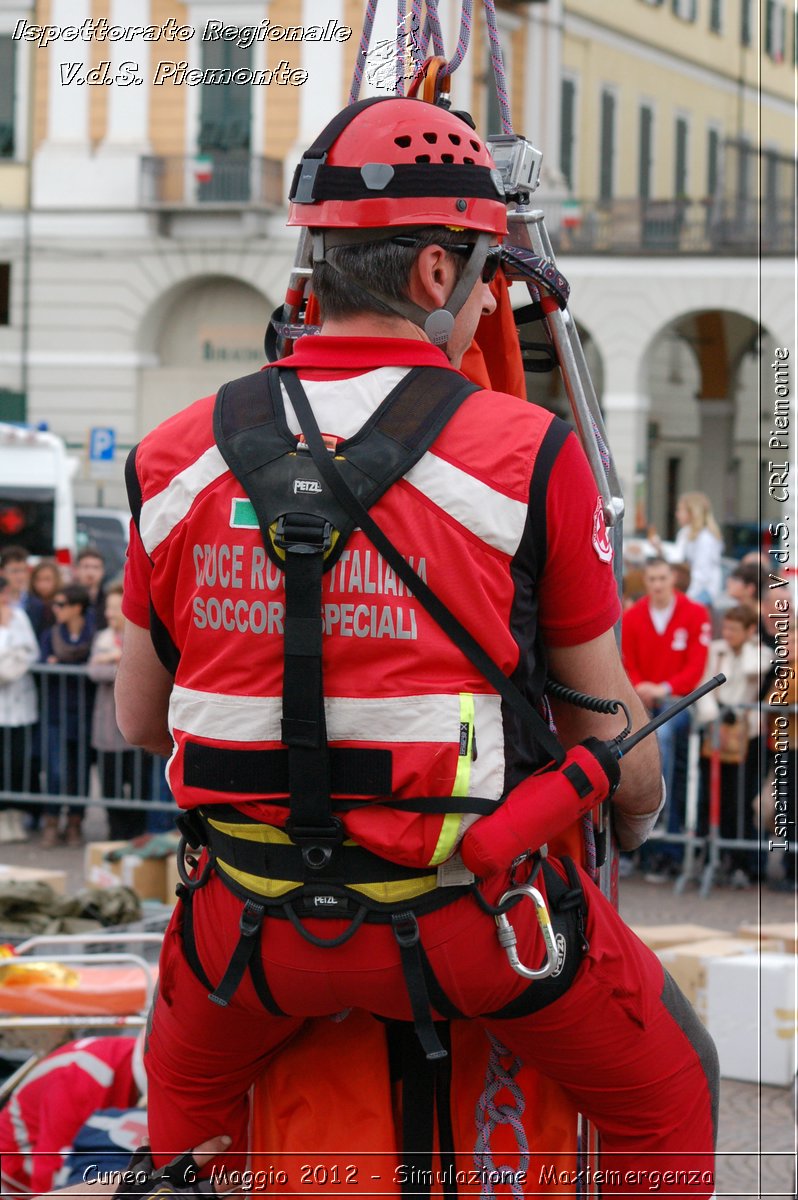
[
  {"left": 140, "top": 154, "right": 283, "bottom": 210},
  {"left": 542, "top": 196, "right": 795, "bottom": 256}
]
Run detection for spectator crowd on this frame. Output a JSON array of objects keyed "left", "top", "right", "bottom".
[
  {"left": 621, "top": 491, "right": 793, "bottom": 891},
  {"left": 0, "top": 544, "right": 169, "bottom": 848}
]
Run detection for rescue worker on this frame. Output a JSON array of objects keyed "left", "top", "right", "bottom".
[
  {"left": 117, "top": 98, "right": 718, "bottom": 1196},
  {"left": 0, "top": 1033, "right": 145, "bottom": 1195}
]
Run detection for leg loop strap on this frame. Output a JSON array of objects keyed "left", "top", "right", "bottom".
[
  {"left": 392, "top": 910, "right": 448, "bottom": 1062},
  {"left": 208, "top": 899, "right": 265, "bottom": 1007}
]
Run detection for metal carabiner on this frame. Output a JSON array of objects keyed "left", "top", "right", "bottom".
[{"left": 494, "top": 883, "right": 561, "bottom": 981}]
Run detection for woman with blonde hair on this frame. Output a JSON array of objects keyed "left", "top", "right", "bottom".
[{"left": 673, "top": 491, "right": 723, "bottom": 607}]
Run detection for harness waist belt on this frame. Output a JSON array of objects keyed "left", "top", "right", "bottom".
[{"left": 199, "top": 808, "right": 452, "bottom": 907}]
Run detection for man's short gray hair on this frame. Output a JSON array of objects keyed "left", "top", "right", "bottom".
[{"left": 312, "top": 227, "right": 470, "bottom": 321}]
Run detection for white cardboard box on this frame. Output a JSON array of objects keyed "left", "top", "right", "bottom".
[{"left": 706, "top": 953, "right": 797, "bottom": 1086}]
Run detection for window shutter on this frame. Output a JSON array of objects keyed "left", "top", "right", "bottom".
[
  {"left": 0, "top": 38, "right": 14, "bottom": 159},
  {"left": 638, "top": 105, "right": 653, "bottom": 199},
  {"left": 599, "top": 90, "right": 615, "bottom": 202},
  {"left": 560, "top": 79, "right": 576, "bottom": 189}
]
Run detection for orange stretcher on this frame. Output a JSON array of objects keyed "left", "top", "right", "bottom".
[{"left": 0, "top": 933, "right": 160, "bottom": 1045}]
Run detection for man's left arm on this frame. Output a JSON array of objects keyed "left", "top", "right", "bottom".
[{"left": 547, "top": 629, "right": 663, "bottom": 849}]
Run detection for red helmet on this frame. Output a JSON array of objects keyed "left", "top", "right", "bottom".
[{"left": 288, "top": 97, "right": 507, "bottom": 236}]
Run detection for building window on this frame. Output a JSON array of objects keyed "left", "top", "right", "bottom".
[
  {"left": 638, "top": 105, "right": 654, "bottom": 200},
  {"left": 674, "top": 116, "right": 689, "bottom": 197},
  {"left": 0, "top": 264, "right": 9, "bottom": 324},
  {"left": 709, "top": 0, "right": 723, "bottom": 31},
  {"left": 0, "top": 38, "right": 14, "bottom": 158},
  {"left": 740, "top": 0, "right": 752, "bottom": 44},
  {"left": 671, "top": 0, "right": 698, "bottom": 19},
  {"left": 765, "top": 0, "right": 787, "bottom": 60},
  {"left": 707, "top": 127, "right": 720, "bottom": 197},
  {"left": 599, "top": 89, "right": 616, "bottom": 203},
  {"left": 560, "top": 78, "right": 576, "bottom": 190}
]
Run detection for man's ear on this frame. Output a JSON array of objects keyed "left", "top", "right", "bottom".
[{"left": 409, "top": 243, "right": 455, "bottom": 310}]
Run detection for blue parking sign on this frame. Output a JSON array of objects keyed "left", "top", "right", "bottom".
[{"left": 89, "top": 427, "right": 116, "bottom": 461}]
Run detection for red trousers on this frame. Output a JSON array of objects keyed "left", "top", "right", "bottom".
[{"left": 146, "top": 862, "right": 718, "bottom": 1197}]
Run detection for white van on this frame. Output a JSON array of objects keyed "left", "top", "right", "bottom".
[{"left": 0, "top": 423, "right": 78, "bottom": 566}]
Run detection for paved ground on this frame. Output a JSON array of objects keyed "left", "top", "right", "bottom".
[{"left": 1, "top": 807, "right": 796, "bottom": 1198}]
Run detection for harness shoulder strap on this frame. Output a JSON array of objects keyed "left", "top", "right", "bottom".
[
  {"left": 281, "top": 370, "right": 567, "bottom": 767},
  {"left": 212, "top": 365, "right": 481, "bottom": 571}
]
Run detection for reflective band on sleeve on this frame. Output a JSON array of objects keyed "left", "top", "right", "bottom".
[
  {"left": 139, "top": 444, "right": 229, "bottom": 555},
  {"left": 429, "top": 693, "right": 474, "bottom": 867}
]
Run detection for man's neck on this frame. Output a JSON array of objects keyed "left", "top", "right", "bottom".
[
  {"left": 649, "top": 592, "right": 675, "bottom": 611},
  {"left": 320, "top": 314, "right": 430, "bottom": 343}
]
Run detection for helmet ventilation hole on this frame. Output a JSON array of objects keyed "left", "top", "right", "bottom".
[
  {"left": 423, "top": 132, "right": 438, "bottom": 144},
  {"left": 463, "top": 156, "right": 475, "bottom": 165},
  {"left": 415, "top": 154, "right": 431, "bottom": 163},
  {"left": 394, "top": 135, "right": 412, "bottom": 148},
  {"left": 448, "top": 133, "right": 461, "bottom": 145},
  {"left": 441, "top": 153, "right": 454, "bottom": 163}
]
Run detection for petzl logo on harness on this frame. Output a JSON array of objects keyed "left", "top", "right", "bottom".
[{"left": 294, "top": 478, "right": 323, "bottom": 494}]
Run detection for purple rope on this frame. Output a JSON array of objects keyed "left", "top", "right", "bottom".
[
  {"left": 348, "top": 0, "right": 378, "bottom": 104},
  {"left": 395, "top": 0, "right": 407, "bottom": 94},
  {"left": 424, "top": 0, "right": 446, "bottom": 57},
  {"left": 445, "top": 0, "right": 473, "bottom": 75},
  {"left": 591, "top": 415, "right": 612, "bottom": 473},
  {"left": 483, "top": 0, "right": 513, "bottom": 133},
  {"left": 410, "top": 0, "right": 427, "bottom": 69},
  {"left": 473, "top": 1032, "right": 529, "bottom": 1200}
]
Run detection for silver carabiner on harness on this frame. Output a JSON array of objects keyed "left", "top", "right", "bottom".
[{"left": 494, "top": 883, "right": 561, "bottom": 980}]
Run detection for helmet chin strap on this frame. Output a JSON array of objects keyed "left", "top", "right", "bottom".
[{"left": 312, "top": 230, "right": 492, "bottom": 356}]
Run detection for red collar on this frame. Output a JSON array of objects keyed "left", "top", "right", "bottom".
[{"left": 268, "top": 336, "right": 460, "bottom": 374}]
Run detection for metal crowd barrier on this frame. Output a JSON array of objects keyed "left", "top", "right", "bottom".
[
  {"left": 642, "top": 699, "right": 795, "bottom": 896},
  {"left": 0, "top": 662, "right": 175, "bottom": 819}
]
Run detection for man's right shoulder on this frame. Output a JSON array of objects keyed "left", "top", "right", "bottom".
[{"left": 132, "top": 393, "right": 220, "bottom": 496}]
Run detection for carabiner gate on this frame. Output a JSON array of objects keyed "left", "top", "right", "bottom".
[{"left": 494, "top": 883, "right": 561, "bottom": 980}]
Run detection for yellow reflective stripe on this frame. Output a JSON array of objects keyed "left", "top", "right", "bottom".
[
  {"left": 216, "top": 860, "right": 298, "bottom": 899},
  {"left": 429, "top": 693, "right": 474, "bottom": 867},
  {"left": 348, "top": 876, "right": 438, "bottom": 903},
  {"left": 216, "top": 859, "right": 437, "bottom": 904},
  {"left": 206, "top": 816, "right": 357, "bottom": 848},
  {"left": 207, "top": 817, "right": 292, "bottom": 845}
]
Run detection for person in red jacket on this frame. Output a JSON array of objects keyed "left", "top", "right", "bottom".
[
  {"left": 622, "top": 557, "right": 711, "bottom": 868},
  {"left": 0, "top": 1034, "right": 145, "bottom": 1195}
]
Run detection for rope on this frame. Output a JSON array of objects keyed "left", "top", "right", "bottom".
[
  {"left": 445, "top": 0, "right": 474, "bottom": 75},
  {"left": 348, "top": 0, "right": 378, "bottom": 104},
  {"left": 581, "top": 811, "right": 598, "bottom": 881},
  {"left": 473, "top": 1031, "right": 529, "bottom": 1200},
  {"left": 424, "top": 0, "right": 446, "bottom": 58},
  {"left": 410, "top": 0, "right": 426, "bottom": 67},
  {"left": 396, "top": 0, "right": 407, "bottom": 95},
  {"left": 591, "top": 416, "right": 612, "bottom": 474},
  {"left": 483, "top": 0, "right": 513, "bottom": 133}
]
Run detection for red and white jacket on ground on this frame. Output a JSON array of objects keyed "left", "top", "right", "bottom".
[
  {"left": 0, "top": 1035, "right": 141, "bottom": 1195},
  {"left": 124, "top": 337, "right": 620, "bottom": 869},
  {"left": 621, "top": 591, "right": 711, "bottom": 698}
]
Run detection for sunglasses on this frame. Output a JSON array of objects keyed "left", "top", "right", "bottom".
[{"left": 392, "top": 237, "right": 503, "bottom": 284}]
